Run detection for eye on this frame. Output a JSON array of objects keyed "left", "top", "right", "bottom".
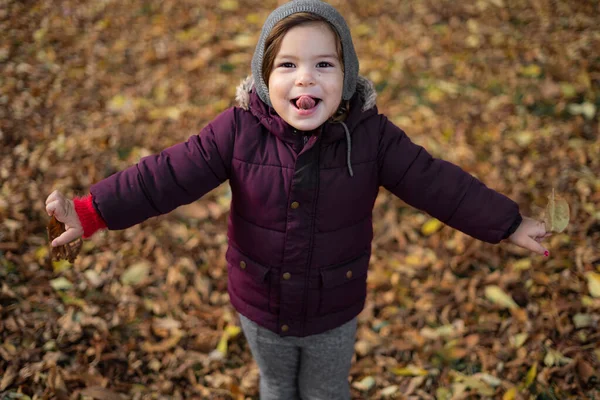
[
  {"left": 317, "top": 62, "right": 334, "bottom": 68},
  {"left": 279, "top": 62, "right": 295, "bottom": 68}
]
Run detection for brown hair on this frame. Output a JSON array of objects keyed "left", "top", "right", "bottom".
[{"left": 261, "top": 13, "right": 349, "bottom": 122}]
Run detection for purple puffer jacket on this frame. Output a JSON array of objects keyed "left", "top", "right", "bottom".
[{"left": 90, "top": 76, "right": 519, "bottom": 337}]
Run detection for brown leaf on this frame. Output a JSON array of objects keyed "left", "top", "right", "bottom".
[
  {"left": 0, "top": 364, "right": 18, "bottom": 390},
  {"left": 577, "top": 359, "right": 597, "bottom": 385},
  {"left": 141, "top": 330, "right": 184, "bottom": 353},
  {"left": 80, "top": 386, "right": 124, "bottom": 400},
  {"left": 47, "top": 216, "right": 82, "bottom": 263}
]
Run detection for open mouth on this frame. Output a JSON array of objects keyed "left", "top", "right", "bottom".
[{"left": 291, "top": 96, "right": 321, "bottom": 110}]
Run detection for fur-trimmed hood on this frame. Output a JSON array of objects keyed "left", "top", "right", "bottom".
[
  {"left": 234, "top": 74, "right": 378, "bottom": 178},
  {"left": 235, "top": 75, "right": 377, "bottom": 112}
]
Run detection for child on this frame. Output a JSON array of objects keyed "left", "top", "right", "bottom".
[{"left": 45, "top": 1, "right": 551, "bottom": 398}]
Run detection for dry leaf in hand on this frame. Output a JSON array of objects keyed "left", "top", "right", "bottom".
[
  {"left": 544, "top": 189, "right": 570, "bottom": 233},
  {"left": 47, "top": 216, "right": 82, "bottom": 263}
]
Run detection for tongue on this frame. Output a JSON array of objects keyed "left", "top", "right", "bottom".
[{"left": 296, "top": 96, "right": 316, "bottom": 110}]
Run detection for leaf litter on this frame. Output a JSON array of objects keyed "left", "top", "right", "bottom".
[{"left": 1, "top": 0, "right": 599, "bottom": 399}]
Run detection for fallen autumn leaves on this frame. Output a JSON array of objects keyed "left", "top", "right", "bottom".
[{"left": 1, "top": 0, "right": 599, "bottom": 399}]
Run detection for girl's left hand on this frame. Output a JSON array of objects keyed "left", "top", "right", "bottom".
[{"left": 508, "top": 216, "right": 552, "bottom": 256}]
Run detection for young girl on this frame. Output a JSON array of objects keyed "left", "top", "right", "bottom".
[{"left": 45, "top": 1, "right": 551, "bottom": 398}]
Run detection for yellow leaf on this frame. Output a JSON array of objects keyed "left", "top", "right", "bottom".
[
  {"left": 219, "top": 0, "right": 238, "bottom": 10},
  {"left": 245, "top": 13, "right": 261, "bottom": 24},
  {"left": 52, "top": 259, "right": 72, "bottom": 273},
  {"left": 573, "top": 313, "right": 592, "bottom": 328},
  {"left": 107, "top": 94, "right": 134, "bottom": 114},
  {"left": 50, "top": 277, "right": 73, "bottom": 291},
  {"left": 436, "top": 387, "right": 452, "bottom": 400},
  {"left": 544, "top": 349, "right": 573, "bottom": 366},
  {"left": 225, "top": 325, "right": 241, "bottom": 337},
  {"left": 467, "top": 19, "right": 479, "bottom": 33},
  {"left": 568, "top": 102, "right": 596, "bottom": 120},
  {"left": 216, "top": 324, "right": 242, "bottom": 356},
  {"left": 421, "top": 218, "right": 443, "bottom": 236},
  {"left": 559, "top": 83, "right": 577, "bottom": 98},
  {"left": 233, "top": 33, "right": 254, "bottom": 48},
  {"left": 33, "top": 28, "right": 47, "bottom": 42},
  {"left": 216, "top": 331, "right": 229, "bottom": 355},
  {"left": 352, "top": 376, "right": 375, "bottom": 391},
  {"left": 121, "top": 262, "right": 150, "bottom": 285},
  {"left": 514, "top": 131, "right": 534, "bottom": 147},
  {"left": 165, "top": 106, "right": 181, "bottom": 120},
  {"left": 451, "top": 372, "right": 495, "bottom": 396},
  {"left": 426, "top": 87, "right": 445, "bottom": 103},
  {"left": 58, "top": 293, "right": 87, "bottom": 308},
  {"left": 405, "top": 255, "right": 422, "bottom": 266},
  {"left": 520, "top": 64, "right": 542, "bottom": 78},
  {"left": 510, "top": 333, "right": 528, "bottom": 348},
  {"left": 35, "top": 246, "right": 49, "bottom": 263},
  {"left": 585, "top": 272, "right": 600, "bottom": 298},
  {"left": 485, "top": 285, "right": 519, "bottom": 309},
  {"left": 512, "top": 258, "right": 532, "bottom": 271},
  {"left": 391, "top": 365, "right": 429, "bottom": 376},
  {"left": 466, "top": 35, "right": 481, "bottom": 48},
  {"left": 503, "top": 387, "right": 517, "bottom": 400},
  {"left": 522, "top": 362, "right": 537, "bottom": 388},
  {"left": 582, "top": 296, "right": 595, "bottom": 307},
  {"left": 368, "top": 70, "right": 383, "bottom": 84},
  {"left": 355, "top": 24, "right": 373, "bottom": 37},
  {"left": 544, "top": 188, "right": 570, "bottom": 233}
]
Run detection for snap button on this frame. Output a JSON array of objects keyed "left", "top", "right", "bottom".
[
  {"left": 281, "top": 324, "right": 289, "bottom": 332},
  {"left": 291, "top": 201, "right": 299, "bottom": 209},
  {"left": 240, "top": 261, "right": 247, "bottom": 269},
  {"left": 283, "top": 272, "right": 291, "bottom": 280},
  {"left": 346, "top": 270, "right": 353, "bottom": 279}
]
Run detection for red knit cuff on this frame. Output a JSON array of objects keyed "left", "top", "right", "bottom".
[{"left": 73, "top": 194, "right": 107, "bottom": 238}]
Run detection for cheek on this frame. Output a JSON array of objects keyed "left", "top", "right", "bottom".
[
  {"left": 333, "top": 77, "right": 344, "bottom": 98},
  {"left": 267, "top": 77, "right": 280, "bottom": 102}
]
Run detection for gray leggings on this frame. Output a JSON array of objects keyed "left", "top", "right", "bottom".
[{"left": 239, "top": 314, "right": 357, "bottom": 400}]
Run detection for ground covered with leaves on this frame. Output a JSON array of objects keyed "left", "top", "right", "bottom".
[{"left": 1, "top": 0, "right": 599, "bottom": 398}]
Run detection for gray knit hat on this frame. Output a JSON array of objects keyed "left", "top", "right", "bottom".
[{"left": 251, "top": 0, "right": 359, "bottom": 108}]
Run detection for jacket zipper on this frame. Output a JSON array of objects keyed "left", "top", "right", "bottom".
[{"left": 301, "top": 135, "right": 321, "bottom": 334}]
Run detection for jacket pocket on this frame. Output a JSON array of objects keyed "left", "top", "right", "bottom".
[
  {"left": 226, "top": 245, "right": 272, "bottom": 312},
  {"left": 319, "top": 252, "right": 370, "bottom": 315}
]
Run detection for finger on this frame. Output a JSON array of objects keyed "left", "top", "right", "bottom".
[
  {"left": 534, "top": 232, "right": 553, "bottom": 242},
  {"left": 52, "top": 228, "right": 82, "bottom": 247},
  {"left": 47, "top": 200, "right": 69, "bottom": 221},
  {"left": 45, "top": 190, "right": 61, "bottom": 205},
  {"left": 523, "top": 236, "right": 549, "bottom": 256},
  {"left": 46, "top": 200, "right": 59, "bottom": 217},
  {"left": 534, "top": 220, "right": 547, "bottom": 237}
]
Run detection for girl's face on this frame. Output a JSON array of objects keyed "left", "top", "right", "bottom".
[{"left": 268, "top": 22, "right": 344, "bottom": 132}]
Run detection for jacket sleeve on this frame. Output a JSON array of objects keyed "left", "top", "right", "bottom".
[
  {"left": 377, "top": 116, "right": 519, "bottom": 244},
  {"left": 89, "top": 108, "right": 236, "bottom": 230}
]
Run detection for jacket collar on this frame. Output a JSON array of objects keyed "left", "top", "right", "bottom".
[{"left": 235, "top": 75, "right": 378, "bottom": 144}]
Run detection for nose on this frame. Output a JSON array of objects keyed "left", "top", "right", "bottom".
[{"left": 295, "top": 67, "right": 315, "bottom": 86}]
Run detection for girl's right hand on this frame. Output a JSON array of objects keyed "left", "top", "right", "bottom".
[{"left": 45, "top": 190, "right": 84, "bottom": 247}]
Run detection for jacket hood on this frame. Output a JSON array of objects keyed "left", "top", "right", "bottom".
[{"left": 235, "top": 74, "right": 379, "bottom": 177}]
